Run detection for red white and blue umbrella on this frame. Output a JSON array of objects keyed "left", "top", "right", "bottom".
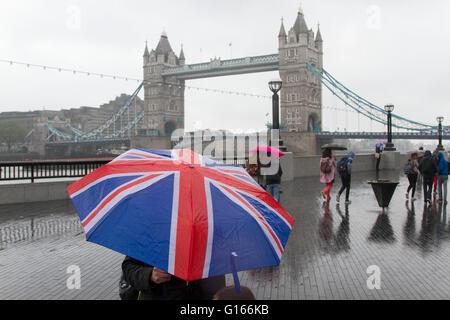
[
  {"left": 375, "top": 140, "right": 387, "bottom": 148},
  {"left": 67, "top": 148, "right": 294, "bottom": 282}
]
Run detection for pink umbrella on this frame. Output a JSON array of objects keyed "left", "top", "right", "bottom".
[{"left": 250, "top": 146, "right": 285, "bottom": 157}]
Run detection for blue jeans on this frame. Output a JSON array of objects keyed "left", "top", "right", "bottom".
[
  {"left": 267, "top": 184, "right": 280, "bottom": 202},
  {"left": 438, "top": 175, "right": 448, "bottom": 202}
]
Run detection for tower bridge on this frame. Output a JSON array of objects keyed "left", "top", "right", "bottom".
[{"left": 39, "top": 6, "right": 447, "bottom": 157}]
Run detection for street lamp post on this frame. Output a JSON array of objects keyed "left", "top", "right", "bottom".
[
  {"left": 437, "top": 116, "right": 444, "bottom": 151},
  {"left": 383, "top": 104, "right": 396, "bottom": 151},
  {"left": 268, "top": 79, "right": 287, "bottom": 151}
]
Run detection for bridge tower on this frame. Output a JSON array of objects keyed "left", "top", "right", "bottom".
[
  {"left": 143, "top": 32, "right": 185, "bottom": 136},
  {"left": 278, "top": 7, "right": 323, "bottom": 132}
]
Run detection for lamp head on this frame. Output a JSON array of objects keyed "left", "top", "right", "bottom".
[
  {"left": 268, "top": 79, "right": 283, "bottom": 93},
  {"left": 384, "top": 104, "right": 394, "bottom": 112}
]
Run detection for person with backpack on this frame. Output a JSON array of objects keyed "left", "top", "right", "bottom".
[
  {"left": 336, "top": 151, "right": 355, "bottom": 204},
  {"left": 436, "top": 152, "right": 448, "bottom": 205},
  {"left": 320, "top": 148, "right": 336, "bottom": 202},
  {"left": 418, "top": 150, "right": 438, "bottom": 205},
  {"left": 405, "top": 152, "right": 419, "bottom": 200}
]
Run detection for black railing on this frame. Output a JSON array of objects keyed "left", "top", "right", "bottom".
[
  {"left": 0, "top": 157, "right": 247, "bottom": 183},
  {"left": 0, "top": 159, "right": 113, "bottom": 183}
]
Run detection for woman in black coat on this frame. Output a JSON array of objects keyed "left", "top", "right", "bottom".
[{"left": 122, "top": 256, "right": 226, "bottom": 300}]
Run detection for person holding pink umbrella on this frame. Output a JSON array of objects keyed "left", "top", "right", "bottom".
[{"left": 320, "top": 148, "right": 336, "bottom": 202}]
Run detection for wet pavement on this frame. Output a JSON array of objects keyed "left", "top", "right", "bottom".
[{"left": 0, "top": 170, "right": 449, "bottom": 300}]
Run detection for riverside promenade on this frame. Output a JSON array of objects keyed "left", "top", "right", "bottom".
[{"left": 0, "top": 170, "right": 449, "bottom": 300}]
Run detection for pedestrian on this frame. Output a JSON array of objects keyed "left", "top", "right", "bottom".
[
  {"left": 213, "top": 285, "right": 256, "bottom": 300},
  {"left": 436, "top": 152, "right": 448, "bottom": 205},
  {"left": 432, "top": 150, "right": 439, "bottom": 196},
  {"left": 263, "top": 157, "right": 283, "bottom": 202},
  {"left": 121, "top": 256, "right": 225, "bottom": 300},
  {"left": 336, "top": 151, "right": 354, "bottom": 204},
  {"left": 418, "top": 150, "right": 438, "bottom": 206},
  {"left": 405, "top": 152, "right": 419, "bottom": 201},
  {"left": 246, "top": 157, "right": 259, "bottom": 185},
  {"left": 417, "top": 147, "right": 424, "bottom": 185},
  {"left": 375, "top": 143, "right": 383, "bottom": 172},
  {"left": 320, "top": 148, "right": 336, "bottom": 202}
]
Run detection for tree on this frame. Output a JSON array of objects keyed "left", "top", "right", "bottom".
[{"left": 0, "top": 120, "right": 28, "bottom": 152}]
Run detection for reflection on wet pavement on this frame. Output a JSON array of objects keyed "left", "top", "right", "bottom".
[
  {"left": 0, "top": 170, "right": 449, "bottom": 299},
  {"left": 0, "top": 201, "right": 82, "bottom": 250}
]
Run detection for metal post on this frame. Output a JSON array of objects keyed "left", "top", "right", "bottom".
[
  {"left": 384, "top": 106, "right": 396, "bottom": 151},
  {"left": 268, "top": 80, "right": 286, "bottom": 151},
  {"left": 272, "top": 93, "right": 280, "bottom": 131},
  {"left": 437, "top": 117, "right": 444, "bottom": 151}
]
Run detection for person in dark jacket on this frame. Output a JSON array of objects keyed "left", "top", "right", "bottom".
[
  {"left": 122, "top": 256, "right": 225, "bottom": 300},
  {"left": 263, "top": 158, "right": 283, "bottom": 202},
  {"left": 405, "top": 152, "right": 419, "bottom": 201},
  {"left": 336, "top": 151, "right": 354, "bottom": 204},
  {"left": 418, "top": 150, "right": 438, "bottom": 205}
]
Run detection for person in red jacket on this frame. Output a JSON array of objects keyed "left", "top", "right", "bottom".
[{"left": 320, "top": 148, "right": 336, "bottom": 202}]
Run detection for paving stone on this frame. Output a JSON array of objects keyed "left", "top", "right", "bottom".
[{"left": 0, "top": 171, "right": 449, "bottom": 300}]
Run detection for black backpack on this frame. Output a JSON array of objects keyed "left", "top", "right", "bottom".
[
  {"left": 119, "top": 271, "right": 139, "bottom": 300},
  {"left": 336, "top": 157, "right": 348, "bottom": 172},
  {"left": 421, "top": 158, "right": 435, "bottom": 175},
  {"left": 403, "top": 160, "right": 413, "bottom": 175}
]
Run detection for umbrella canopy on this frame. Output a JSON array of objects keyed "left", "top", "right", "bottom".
[
  {"left": 67, "top": 148, "right": 294, "bottom": 282},
  {"left": 321, "top": 143, "right": 347, "bottom": 151},
  {"left": 375, "top": 140, "right": 387, "bottom": 148},
  {"left": 250, "top": 146, "right": 285, "bottom": 157}
]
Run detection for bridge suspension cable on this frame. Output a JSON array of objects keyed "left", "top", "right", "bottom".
[{"left": 307, "top": 62, "right": 448, "bottom": 132}]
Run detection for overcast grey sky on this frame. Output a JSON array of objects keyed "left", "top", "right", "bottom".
[{"left": 0, "top": 0, "right": 449, "bottom": 132}]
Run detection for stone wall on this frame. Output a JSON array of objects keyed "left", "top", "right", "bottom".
[{"left": 130, "top": 136, "right": 172, "bottom": 150}]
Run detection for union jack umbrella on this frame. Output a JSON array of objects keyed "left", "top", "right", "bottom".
[{"left": 67, "top": 148, "right": 294, "bottom": 282}]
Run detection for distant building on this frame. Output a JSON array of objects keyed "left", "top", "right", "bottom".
[
  {"left": 278, "top": 7, "right": 323, "bottom": 132},
  {"left": 0, "top": 93, "right": 144, "bottom": 153},
  {"left": 142, "top": 32, "right": 185, "bottom": 137}
]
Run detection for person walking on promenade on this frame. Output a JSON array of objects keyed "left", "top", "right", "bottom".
[
  {"left": 375, "top": 143, "right": 383, "bottom": 172},
  {"left": 405, "top": 152, "right": 419, "bottom": 201},
  {"left": 436, "top": 152, "right": 448, "bottom": 205},
  {"left": 419, "top": 150, "right": 438, "bottom": 206},
  {"left": 417, "top": 147, "right": 425, "bottom": 185},
  {"left": 122, "top": 256, "right": 225, "bottom": 300},
  {"left": 264, "top": 157, "right": 283, "bottom": 202},
  {"left": 320, "top": 148, "right": 336, "bottom": 202},
  {"left": 432, "top": 150, "right": 439, "bottom": 197},
  {"left": 246, "top": 157, "right": 260, "bottom": 185},
  {"left": 336, "top": 151, "right": 355, "bottom": 204}
]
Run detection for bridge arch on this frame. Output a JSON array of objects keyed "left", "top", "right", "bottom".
[
  {"left": 164, "top": 120, "right": 177, "bottom": 136},
  {"left": 307, "top": 112, "right": 320, "bottom": 132}
]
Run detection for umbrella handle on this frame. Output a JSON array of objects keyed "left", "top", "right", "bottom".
[
  {"left": 162, "top": 283, "right": 168, "bottom": 299},
  {"left": 230, "top": 252, "right": 241, "bottom": 293}
]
